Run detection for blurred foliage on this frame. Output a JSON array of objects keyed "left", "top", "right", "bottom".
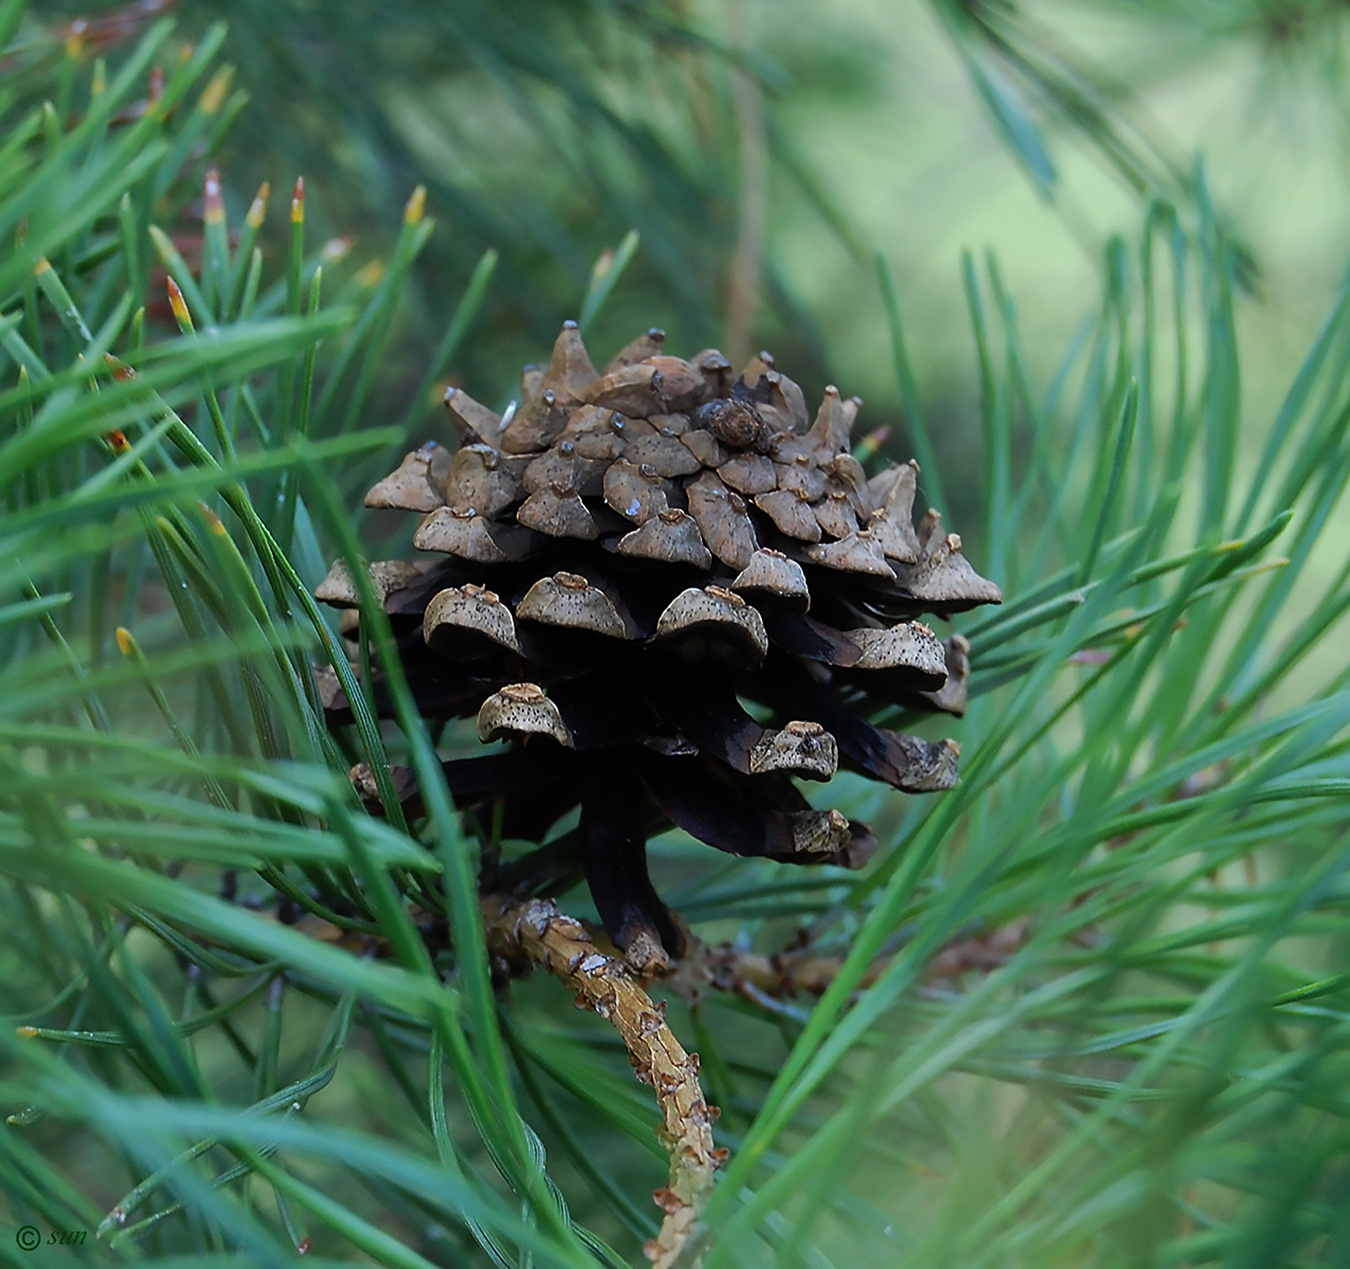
[
  {"left": 2, "top": 2, "right": 1350, "bottom": 1268},
  {"left": 29, "top": 0, "right": 1350, "bottom": 455},
  {"left": 35, "top": 0, "right": 834, "bottom": 413}
]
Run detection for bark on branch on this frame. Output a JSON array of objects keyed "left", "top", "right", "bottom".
[{"left": 482, "top": 895, "right": 721, "bottom": 1268}]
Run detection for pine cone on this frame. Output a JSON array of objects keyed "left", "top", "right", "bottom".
[{"left": 316, "top": 324, "right": 1001, "bottom": 971}]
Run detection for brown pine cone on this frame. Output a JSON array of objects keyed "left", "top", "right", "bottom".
[{"left": 316, "top": 324, "right": 1001, "bottom": 971}]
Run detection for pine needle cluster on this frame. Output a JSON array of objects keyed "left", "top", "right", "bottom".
[{"left": 2, "top": 7, "right": 1349, "bottom": 1268}]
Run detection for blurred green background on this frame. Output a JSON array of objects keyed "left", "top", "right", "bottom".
[{"left": 40, "top": 0, "right": 1350, "bottom": 423}]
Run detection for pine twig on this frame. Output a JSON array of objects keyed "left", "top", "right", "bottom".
[
  {"left": 674, "top": 916, "right": 1037, "bottom": 1004},
  {"left": 482, "top": 895, "right": 721, "bottom": 1268}
]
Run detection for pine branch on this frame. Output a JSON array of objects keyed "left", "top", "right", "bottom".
[{"left": 483, "top": 895, "right": 721, "bottom": 1269}]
